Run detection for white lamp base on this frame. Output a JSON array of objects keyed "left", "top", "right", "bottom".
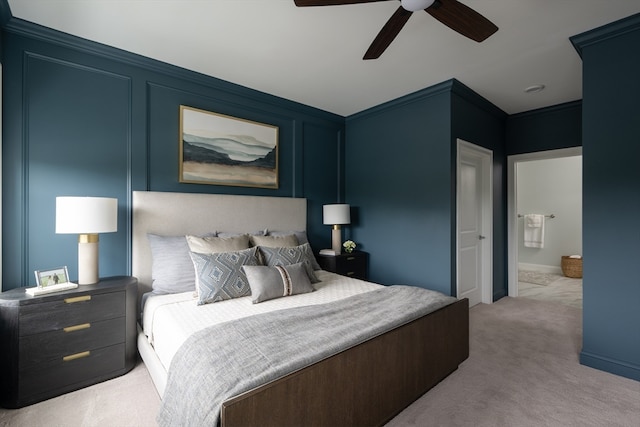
[
  {"left": 78, "top": 234, "right": 100, "bottom": 285},
  {"left": 331, "top": 226, "right": 342, "bottom": 255}
]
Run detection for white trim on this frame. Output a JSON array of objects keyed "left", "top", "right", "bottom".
[
  {"left": 507, "top": 147, "right": 582, "bottom": 296},
  {"left": 456, "top": 139, "right": 493, "bottom": 305}
]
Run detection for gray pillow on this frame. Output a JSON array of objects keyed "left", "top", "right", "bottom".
[
  {"left": 243, "top": 262, "right": 315, "bottom": 304},
  {"left": 147, "top": 234, "right": 197, "bottom": 295},
  {"left": 249, "top": 234, "right": 299, "bottom": 248},
  {"left": 186, "top": 234, "right": 250, "bottom": 253},
  {"left": 261, "top": 233, "right": 320, "bottom": 270},
  {"left": 217, "top": 230, "right": 266, "bottom": 238},
  {"left": 257, "top": 243, "right": 320, "bottom": 283},
  {"left": 267, "top": 230, "right": 309, "bottom": 245},
  {"left": 190, "top": 247, "right": 260, "bottom": 305}
]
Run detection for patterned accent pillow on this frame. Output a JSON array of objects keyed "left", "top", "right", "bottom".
[
  {"left": 257, "top": 243, "right": 320, "bottom": 283},
  {"left": 243, "top": 262, "right": 315, "bottom": 304},
  {"left": 189, "top": 247, "right": 260, "bottom": 305}
]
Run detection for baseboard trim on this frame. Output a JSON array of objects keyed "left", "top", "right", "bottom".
[
  {"left": 580, "top": 350, "right": 640, "bottom": 382},
  {"left": 518, "top": 263, "right": 562, "bottom": 275}
]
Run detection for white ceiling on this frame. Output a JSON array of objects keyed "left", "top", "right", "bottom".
[{"left": 7, "top": 1, "right": 640, "bottom": 116}]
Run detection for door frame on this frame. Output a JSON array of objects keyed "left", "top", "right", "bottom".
[
  {"left": 456, "top": 139, "right": 493, "bottom": 305},
  {"left": 507, "top": 147, "right": 583, "bottom": 296}
]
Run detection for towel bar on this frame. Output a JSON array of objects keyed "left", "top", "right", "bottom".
[{"left": 517, "top": 214, "right": 555, "bottom": 218}]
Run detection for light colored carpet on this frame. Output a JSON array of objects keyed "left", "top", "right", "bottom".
[
  {"left": 385, "top": 297, "right": 640, "bottom": 427},
  {"left": 0, "top": 358, "right": 160, "bottom": 427},
  {"left": 1, "top": 298, "right": 638, "bottom": 427},
  {"left": 519, "top": 270, "right": 583, "bottom": 309}
]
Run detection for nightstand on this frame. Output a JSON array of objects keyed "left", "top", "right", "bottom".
[
  {"left": 317, "top": 251, "right": 368, "bottom": 280},
  {"left": 0, "top": 276, "right": 137, "bottom": 408}
]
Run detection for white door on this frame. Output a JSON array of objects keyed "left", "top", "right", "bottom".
[{"left": 457, "top": 140, "right": 492, "bottom": 307}]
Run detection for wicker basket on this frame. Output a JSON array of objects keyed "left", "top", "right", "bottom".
[{"left": 561, "top": 256, "right": 583, "bottom": 278}]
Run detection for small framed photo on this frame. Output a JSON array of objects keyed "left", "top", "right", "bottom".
[{"left": 35, "top": 266, "right": 70, "bottom": 288}]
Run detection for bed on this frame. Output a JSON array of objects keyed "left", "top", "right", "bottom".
[{"left": 132, "top": 191, "right": 469, "bottom": 427}]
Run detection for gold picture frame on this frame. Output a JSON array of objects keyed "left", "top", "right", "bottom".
[{"left": 179, "top": 105, "right": 279, "bottom": 189}]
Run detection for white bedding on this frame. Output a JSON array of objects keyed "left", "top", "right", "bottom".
[{"left": 142, "top": 270, "right": 382, "bottom": 371}]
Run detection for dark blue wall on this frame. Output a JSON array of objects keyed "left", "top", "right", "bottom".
[
  {"left": 506, "top": 101, "right": 582, "bottom": 155},
  {"left": 1, "top": 18, "right": 344, "bottom": 289},
  {"left": 2, "top": 0, "right": 639, "bottom": 383},
  {"left": 345, "top": 80, "right": 506, "bottom": 297},
  {"left": 345, "top": 83, "right": 452, "bottom": 293},
  {"left": 572, "top": 13, "right": 640, "bottom": 381},
  {"left": 451, "top": 84, "right": 507, "bottom": 300}
]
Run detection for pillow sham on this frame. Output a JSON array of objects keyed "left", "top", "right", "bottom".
[
  {"left": 147, "top": 234, "right": 202, "bottom": 295},
  {"left": 265, "top": 232, "right": 320, "bottom": 270},
  {"left": 257, "top": 243, "right": 320, "bottom": 283},
  {"left": 217, "top": 229, "right": 266, "bottom": 238},
  {"left": 186, "top": 234, "right": 250, "bottom": 254},
  {"left": 242, "top": 262, "right": 314, "bottom": 304},
  {"left": 249, "top": 234, "right": 299, "bottom": 248},
  {"left": 189, "top": 247, "right": 260, "bottom": 305},
  {"left": 267, "top": 230, "right": 309, "bottom": 245}
]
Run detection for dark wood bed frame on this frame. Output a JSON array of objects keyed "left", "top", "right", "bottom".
[
  {"left": 132, "top": 191, "right": 470, "bottom": 426},
  {"left": 221, "top": 297, "right": 469, "bottom": 427}
]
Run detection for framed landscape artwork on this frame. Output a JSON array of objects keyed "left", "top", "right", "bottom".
[{"left": 179, "top": 105, "right": 279, "bottom": 188}]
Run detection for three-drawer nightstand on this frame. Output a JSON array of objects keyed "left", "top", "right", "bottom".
[
  {"left": 317, "top": 251, "right": 368, "bottom": 280},
  {"left": 0, "top": 276, "right": 137, "bottom": 408}
]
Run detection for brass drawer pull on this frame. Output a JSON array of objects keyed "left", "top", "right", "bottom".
[
  {"left": 63, "top": 351, "right": 91, "bottom": 362},
  {"left": 347, "top": 271, "right": 355, "bottom": 276},
  {"left": 64, "top": 295, "right": 91, "bottom": 304},
  {"left": 347, "top": 257, "right": 356, "bottom": 261},
  {"left": 63, "top": 323, "right": 91, "bottom": 333}
]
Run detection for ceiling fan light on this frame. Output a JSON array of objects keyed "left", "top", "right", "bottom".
[{"left": 401, "top": 0, "right": 435, "bottom": 12}]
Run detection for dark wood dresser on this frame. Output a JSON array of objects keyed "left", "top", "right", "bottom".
[
  {"left": 0, "top": 276, "right": 137, "bottom": 408},
  {"left": 317, "top": 251, "right": 368, "bottom": 280}
]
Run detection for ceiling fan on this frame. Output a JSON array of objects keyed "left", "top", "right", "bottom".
[{"left": 294, "top": 0, "right": 498, "bottom": 59}]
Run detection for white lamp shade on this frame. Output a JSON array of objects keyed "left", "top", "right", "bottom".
[
  {"left": 56, "top": 197, "right": 118, "bottom": 234},
  {"left": 323, "top": 204, "right": 351, "bottom": 225}
]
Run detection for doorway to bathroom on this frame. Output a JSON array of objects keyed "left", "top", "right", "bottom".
[{"left": 507, "top": 147, "right": 583, "bottom": 308}]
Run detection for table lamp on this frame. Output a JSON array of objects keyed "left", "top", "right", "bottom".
[
  {"left": 323, "top": 204, "right": 350, "bottom": 255},
  {"left": 56, "top": 196, "right": 118, "bottom": 285}
]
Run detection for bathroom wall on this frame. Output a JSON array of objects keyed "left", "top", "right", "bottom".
[{"left": 517, "top": 156, "right": 582, "bottom": 272}]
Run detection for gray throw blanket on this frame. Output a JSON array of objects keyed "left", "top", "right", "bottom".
[{"left": 157, "top": 285, "right": 456, "bottom": 426}]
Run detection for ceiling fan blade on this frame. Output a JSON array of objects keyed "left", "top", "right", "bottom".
[
  {"left": 426, "top": 0, "right": 498, "bottom": 42},
  {"left": 364, "top": 6, "right": 412, "bottom": 59},
  {"left": 294, "top": 0, "right": 389, "bottom": 6}
]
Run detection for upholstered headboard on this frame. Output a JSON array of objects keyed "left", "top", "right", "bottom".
[{"left": 132, "top": 191, "right": 307, "bottom": 300}]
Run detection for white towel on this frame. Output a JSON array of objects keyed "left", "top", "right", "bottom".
[{"left": 524, "top": 214, "right": 545, "bottom": 248}]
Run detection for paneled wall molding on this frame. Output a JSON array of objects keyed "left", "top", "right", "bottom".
[
  {"left": 3, "top": 17, "right": 343, "bottom": 123},
  {"left": 3, "top": 36, "right": 138, "bottom": 288},
  {"left": 25, "top": 50, "right": 132, "bottom": 82}
]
